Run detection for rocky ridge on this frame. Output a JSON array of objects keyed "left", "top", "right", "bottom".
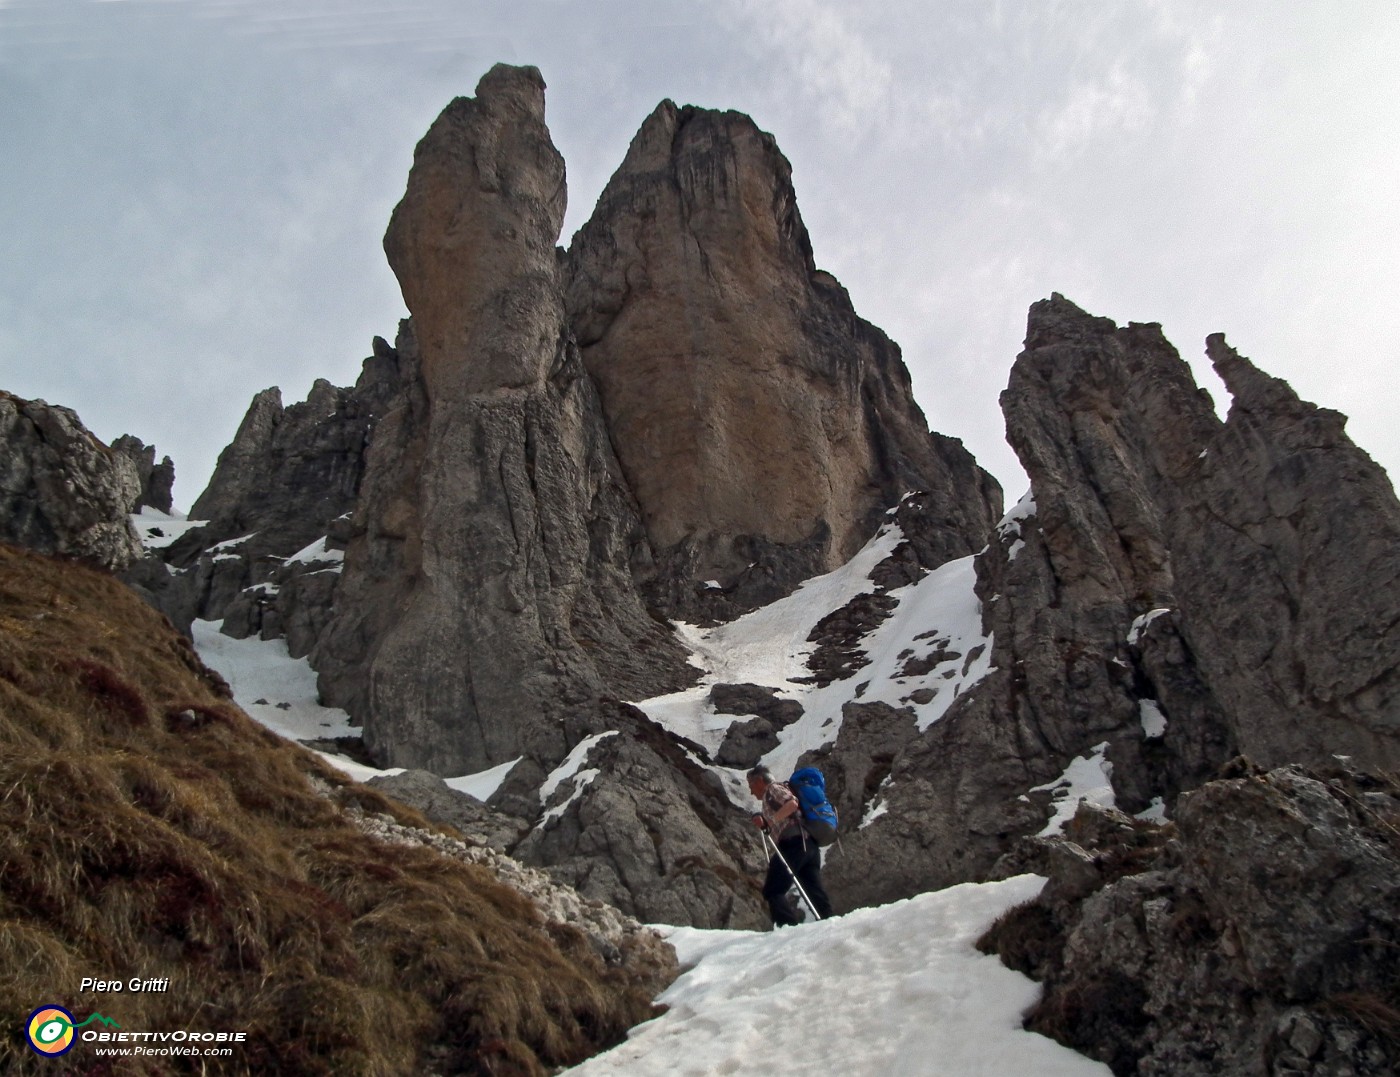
[
  {"left": 111, "top": 434, "right": 175, "bottom": 514},
  {"left": 823, "top": 294, "right": 1400, "bottom": 910}
]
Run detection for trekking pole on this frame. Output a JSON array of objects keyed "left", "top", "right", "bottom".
[{"left": 761, "top": 830, "right": 822, "bottom": 922}]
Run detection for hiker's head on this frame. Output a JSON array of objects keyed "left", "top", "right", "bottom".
[{"left": 746, "top": 766, "right": 771, "bottom": 797}]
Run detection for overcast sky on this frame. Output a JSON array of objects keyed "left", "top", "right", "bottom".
[{"left": 3, "top": 0, "right": 1397, "bottom": 510}]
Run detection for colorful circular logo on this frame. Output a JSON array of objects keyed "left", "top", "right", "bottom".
[{"left": 26, "top": 1006, "right": 76, "bottom": 1056}]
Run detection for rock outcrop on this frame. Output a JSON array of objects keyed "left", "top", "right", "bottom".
[
  {"left": 312, "top": 65, "right": 695, "bottom": 775},
  {"left": 0, "top": 392, "right": 143, "bottom": 570},
  {"left": 185, "top": 342, "right": 404, "bottom": 564},
  {"left": 177, "top": 73, "right": 1002, "bottom": 793},
  {"left": 980, "top": 766, "right": 1400, "bottom": 1076},
  {"left": 124, "top": 60, "right": 1400, "bottom": 952},
  {"left": 111, "top": 434, "right": 175, "bottom": 514},
  {"left": 567, "top": 102, "right": 1001, "bottom": 620},
  {"left": 120, "top": 338, "right": 411, "bottom": 647},
  {"left": 826, "top": 295, "right": 1400, "bottom": 909},
  {"left": 506, "top": 702, "right": 769, "bottom": 929}
]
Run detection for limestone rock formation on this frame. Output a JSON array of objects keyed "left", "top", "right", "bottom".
[
  {"left": 567, "top": 102, "right": 1002, "bottom": 620},
  {"left": 980, "top": 766, "right": 1400, "bottom": 1076},
  {"left": 111, "top": 434, "right": 175, "bottom": 513},
  {"left": 153, "top": 64, "right": 1400, "bottom": 950},
  {"left": 507, "top": 703, "right": 769, "bottom": 929},
  {"left": 185, "top": 346, "right": 402, "bottom": 562},
  {"left": 313, "top": 65, "right": 694, "bottom": 775},
  {"left": 0, "top": 392, "right": 143, "bottom": 570},
  {"left": 124, "top": 337, "right": 409, "bottom": 647},
  {"left": 826, "top": 295, "right": 1400, "bottom": 909}
]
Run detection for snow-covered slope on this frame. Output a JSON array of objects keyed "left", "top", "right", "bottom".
[
  {"left": 637, "top": 515, "right": 996, "bottom": 808},
  {"left": 563, "top": 874, "right": 1109, "bottom": 1077}
]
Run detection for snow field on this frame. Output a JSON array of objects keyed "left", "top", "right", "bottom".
[{"left": 563, "top": 874, "right": 1109, "bottom": 1077}]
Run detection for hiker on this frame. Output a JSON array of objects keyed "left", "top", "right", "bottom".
[{"left": 747, "top": 765, "right": 833, "bottom": 926}]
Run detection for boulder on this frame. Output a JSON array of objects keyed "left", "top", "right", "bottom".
[
  {"left": 509, "top": 704, "right": 769, "bottom": 930},
  {"left": 366, "top": 769, "right": 529, "bottom": 850}
]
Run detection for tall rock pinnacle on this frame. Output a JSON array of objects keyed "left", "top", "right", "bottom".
[
  {"left": 383, "top": 64, "right": 565, "bottom": 400},
  {"left": 315, "top": 66, "right": 692, "bottom": 773},
  {"left": 568, "top": 102, "right": 1001, "bottom": 617}
]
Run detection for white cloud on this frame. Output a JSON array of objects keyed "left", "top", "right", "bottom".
[
  {"left": 723, "top": 0, "right": 895, "bottom": 134},
  {"left": 1034, "top": 62, "right": 1155, "bottom": 165}
]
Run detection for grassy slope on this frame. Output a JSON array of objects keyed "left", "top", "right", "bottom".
[{"left": 0, "top": 543, "right": 661, "bottom": 1075}]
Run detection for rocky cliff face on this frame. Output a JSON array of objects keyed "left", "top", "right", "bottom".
[
  {"left": 186, "top": 346, "right": 402, "bottom": 561},
  {"left": 567, "top": 102, "right": 1001, "bottom": 620},
  {"left": 0, "top": 392, "right": 143, "bottom": 570},
  {"left": 118, "top": 338, "right": 411, "bottom": 643},
  {"left": 313, "top": 65, "right": 695, "bottom": 776},
  {"left": 999, "top": 296, "right": 1400, "bottom": 773},
  {"left": 825, "top": 295, "right": 1400, "bottom": 909}
]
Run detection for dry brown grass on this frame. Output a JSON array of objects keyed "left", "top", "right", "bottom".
[
  {"left": 974, "top": 898, "right": 1063, "bottom": 978},
  {"left": 0, "top": 543, "right": 660, "bottom": 1074}
]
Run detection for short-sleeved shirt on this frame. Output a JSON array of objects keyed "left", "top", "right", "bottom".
[{"left": 760, "top": 781, "right": 804, "bottom": 844}]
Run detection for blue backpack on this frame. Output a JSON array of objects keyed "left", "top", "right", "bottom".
[{"left": 788, "top": 767, "right": 839, "bottom": 846}]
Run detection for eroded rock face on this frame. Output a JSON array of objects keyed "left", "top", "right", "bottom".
[
  {"left": 132, "top": 337, "right": 411, "bottom": 644},
  {"left": 997, "top": 296, "right": 1400, "bottom": 773},
  {"left": 980, "top": 768, "right": 1400, "bottom": 1076},
  {"left": 0, "top": 392, "right": 142, "bottom": 570},
  {"left": 507, "top": 704, "right": 769, "bottom": 930},
  {"left": 186, "top": 356, "right": 397, "bottom": 563},
  {"left": 314, "top": 65, "right": 693, "bottom": 775},
  {"left": 827, "top": 295, "right": 1400, "bottom": 910},
  {"left": 567, "top": 102, "right": 1001, "bottom": 619}
]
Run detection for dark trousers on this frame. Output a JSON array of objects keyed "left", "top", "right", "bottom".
[{"left": 762, "top": 835, "right": 833, "bottom": 926}]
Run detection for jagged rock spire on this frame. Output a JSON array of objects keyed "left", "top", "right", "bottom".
[{"left": 567, "top": 102, "right": 1001, "bottom": 619}]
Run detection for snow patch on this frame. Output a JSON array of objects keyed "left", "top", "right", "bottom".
[
  {"left": 210, "top": 532, "right": 257, "bottom": 553},
  {"left": 634, "top": 524, "right": 904, "bottom": 775},
  {"left": 1127, "top": 608, "right": 1172, "bottom": 645},
  {"left": 286, "top": 536, "right": 344, "bottom": 567},
  {"left": 538, "top": 732, "right": 616, "bottom": 824},
  {"left": 634, "top": 520, "right": 995, "bottom": 801},
  {"left": 1136, "top": 797, "right": 1169, "bottom": 823},
  {"left": 446, "top": 758, "right": 522, "bottom": 802},
  {"left": 130, "top": 508, "right": 204, "bottom": 550},
  {"left": 189, "top": 619, "right": 402, "bottom": 785},
  {"left": 1139, "top": 699, "right": 1167, "bottom": 740},
  {"left": 1031, "top": 742, "right": 1115, "bottom": 836},
  {"left": 859, "top": 775, "right": 892, "bottom": 829},
  {"left": 995, "top": 489, "right": 1037, "bottom": 561}
]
